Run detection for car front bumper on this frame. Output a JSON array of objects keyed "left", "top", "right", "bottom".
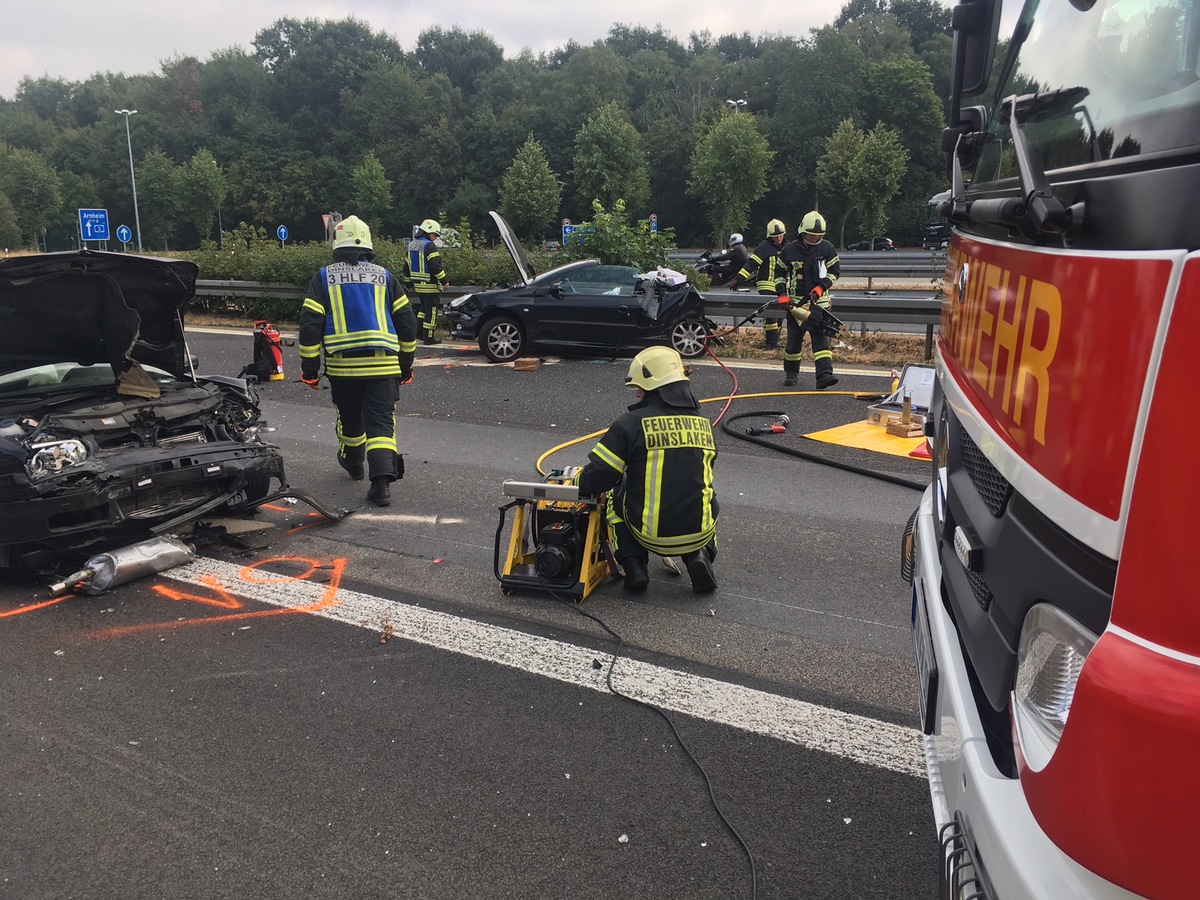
[{"left": 0, "top": 441, "right": 285, "bottom": 563}]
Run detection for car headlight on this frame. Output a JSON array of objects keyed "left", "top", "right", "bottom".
[
  {"left": 27, "top": 439, "right": 90, "bottom": 479},
  {"left": 1012, "top": 603, "right": 1099, "bottom": 771},
  {"left": 449, "top": 293, "right": 474, "bottom": 309}
]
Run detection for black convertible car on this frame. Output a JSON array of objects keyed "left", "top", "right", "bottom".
[
  {"left": 443, "top": 212, "right": 716, "bottom": 362},
  {"left": 0, "top": 250, "right": 286, "bottom": 568}
]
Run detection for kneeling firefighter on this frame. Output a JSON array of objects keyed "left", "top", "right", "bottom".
[
  {"left": 299, "top": 215, "right": 418, "bottom": 507},
  {"left": 576, "top": 346, "right": 719, "bottom": 594}
]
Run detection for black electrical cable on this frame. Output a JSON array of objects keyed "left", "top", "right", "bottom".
[
  {"left": 493, "top": 503, "right": 758, "bottom": 899},
  {"left": 722, "top": 409, "right": 928, "bottom": 492},
  {"left": 546, "top": 585, "right": 760, "bottom": 900}
]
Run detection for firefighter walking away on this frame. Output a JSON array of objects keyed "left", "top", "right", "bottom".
[{"left": 299, "top": 215, "right": 418, "bottom": 507}]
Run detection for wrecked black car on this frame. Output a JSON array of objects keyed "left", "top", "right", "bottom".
[
  {"left": 443, "top": 211, "right": 717, "bottom": 362},
  {"left": 0, "top": 250, "right": 286, "bottom": 568}
]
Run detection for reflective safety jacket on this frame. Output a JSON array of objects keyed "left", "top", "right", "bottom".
[
  {"left": 299, "top": 258, "right": 418, "bottom": 378},
  {"left": 405, "top": 237, "right": 448, "bottom": 295},
  {"left": 779, "top": 238, "right": 841, "bottom": 308},
  {"left": 578, "top": 393, "right": 719, "bottom": 557},
  {"left": 735, "top": 238, "right": 787, "bottom": 294}
]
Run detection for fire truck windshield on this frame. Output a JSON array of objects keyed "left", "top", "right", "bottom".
[{"left": 976, "top": 0, "right": 1200, "bottom": 178}]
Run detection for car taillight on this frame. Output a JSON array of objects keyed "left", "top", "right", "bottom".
[{"left": 1012, "top": 604, "right": 1099, "bottom": 771}]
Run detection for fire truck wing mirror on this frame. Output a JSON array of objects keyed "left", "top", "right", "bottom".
[{"left": 950, "top": 0, "right": 1001, "bottom": 98}]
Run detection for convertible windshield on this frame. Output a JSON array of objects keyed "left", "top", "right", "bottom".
[{"left": 977, "top": 0, "right": 1200, "bottom": 177}]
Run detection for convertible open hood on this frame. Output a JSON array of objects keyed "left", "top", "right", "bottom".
[
  {"left": 0, "top": 250, "right": 198, "bottom": 379},
  {"left": 489, "top": 210, "right": 535, "bottom": 286}
]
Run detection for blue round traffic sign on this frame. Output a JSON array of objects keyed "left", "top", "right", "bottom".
[
  {"left": 277, "top": 225, "right": 289, "bottom": 242},
  {"left": 116, "top": 225, "right": 132, "bottom": 244}
]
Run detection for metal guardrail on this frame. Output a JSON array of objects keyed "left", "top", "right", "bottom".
[
  {"left": 700, "top": 289, "right": 941, "bottom": 359},
  {"left": 194, "top": 277, "right": 943, "bottom": 359}
]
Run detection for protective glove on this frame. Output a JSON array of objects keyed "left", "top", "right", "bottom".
[
  {"left": 777, "top": 294, "right": 791, "bottom": 305},
  {"left": 728, "top": 278, "right": 740, "bottom": 289},
  {"left": 807, "top": 285, "right": 826, "bottom": 303},
  {"left": 399, "top": 370, "right": 414, "bottom": 386},
  {"left": 301, "top": 372, "right": 321, "bottom": 390}
]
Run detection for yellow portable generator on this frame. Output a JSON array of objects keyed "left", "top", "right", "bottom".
[{"left": 494, "top": 467, "right": 613, "bottom": 601}]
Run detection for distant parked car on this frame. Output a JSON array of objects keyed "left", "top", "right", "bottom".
[
  {"left": 847, "top": 237, "right": 896, "bottom": 251},
  {"left": 542, "top": 240, "right": 561, "bottom": 251},
  {"left": 443, "top": 212, "right": 717, "bottom": 362}
]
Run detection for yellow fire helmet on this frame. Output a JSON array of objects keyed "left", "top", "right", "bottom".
[
  {"left": 800, "top": 211, "right": 827, "bottom": 238},
  {"left": 332, "top": 215, "right": 373, "bottom": 251},
  {"left": 625, "top": 346, "right": 689, "bottom": 392},
  {"left": 419, "top": 218, "right": 442, "bottom": 235},
  {"left": 767, "top": 219, "right": 786, "bottom": 238}
]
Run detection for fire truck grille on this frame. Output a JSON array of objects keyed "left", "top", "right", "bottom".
[
  {"left": 965, "top": 565, "right": 992, "bottom": 610},
  {"left": 959, "top": 429, "right": 1011, "bottom": 517}
]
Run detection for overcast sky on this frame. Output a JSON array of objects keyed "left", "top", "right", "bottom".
[{"left": 0, "top": 0, "right": 880, "bottom": 101}]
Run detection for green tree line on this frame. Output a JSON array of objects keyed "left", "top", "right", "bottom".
[{"left": 0, "top": 0, "right": 950, "bottom": 255}]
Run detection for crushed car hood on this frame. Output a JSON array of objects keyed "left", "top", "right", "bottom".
[{"left": 0, "top": 250, "right": 198, "bottom": 379}]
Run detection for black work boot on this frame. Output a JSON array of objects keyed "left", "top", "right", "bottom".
[
  {"left": 682, "top": 546, "right": 717, "bottom": 594},
  {"left": 764, "top": 335, "right": 780, "bottom": 350},
  {"left": 784, "top": 373, "right": 798, "bottom": 387},
  {"left": 622, "top": 558, "right": 649, "bottom": 593},
  {"left": 816, "top": 373, "right": 840, "bottom": 390},
  {"left": 338, "top": 453, "right": 365, "bottom": 481},
  {"left": 367, "top": 476, "right": 391, "bottom": 507}
]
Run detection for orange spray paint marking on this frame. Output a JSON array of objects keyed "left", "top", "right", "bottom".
[
  {"left": 153, "top": 575, "right": 244, "bottom": 609},
  {"left": 0, "top": 595, "right": 72, "bottom": 618},
  {"left": 91, "top": 556, "right": 348, "bottom": 638}
]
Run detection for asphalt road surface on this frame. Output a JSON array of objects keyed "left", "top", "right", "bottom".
[{"left": 0, "top": 329, "right": 939, "bottom": 900}]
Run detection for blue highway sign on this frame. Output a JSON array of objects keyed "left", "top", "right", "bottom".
[
  {"left": 79, "top": 208, "right": 110, "bottom": 242},
  {"left": 116, "top": 225, "right": 133, "bottom": 244}
]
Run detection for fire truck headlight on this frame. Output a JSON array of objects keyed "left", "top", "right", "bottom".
[{"left": 1013, "top": 604, "right": 1098, "bottom": 771}]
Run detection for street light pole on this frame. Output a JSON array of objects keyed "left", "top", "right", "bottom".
[
  {"left": 726, "top": 99, "right": 747, "bottom": 114},
  {"left": 115, "top": 109, "right": 143, "bottom": 252}
]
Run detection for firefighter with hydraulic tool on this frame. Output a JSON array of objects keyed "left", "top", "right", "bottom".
[
  {"left": 778, "top": 211, "right": 841, "bottom": 389},
  {"left": 299, "top": 215, "right": 418, "bottom": 507},
  {"left": 576, "top": 346, "right": 719, "bottom": 595},
  {"left": 730, "top": 219, "right": 788, "bottom": 349},
  {"left": 405, "top": 219, "right": 450, "bottom": 345}
]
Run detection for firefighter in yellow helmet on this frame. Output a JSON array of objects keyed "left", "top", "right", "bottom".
[
  {"left": 778, "top": 210, "right": 842, "bottom": 388},
  {"left": 576, "top": 346, "right": 719, "bottom": 594},
  {"left": 404, "top": 218, "right": 450, "bottom": 345},
  {"left": 299, "top": 215, "right": 418, "bottom": 506},
  {"left": 730, "top": 219, "right": 788, "bottom": 350}
]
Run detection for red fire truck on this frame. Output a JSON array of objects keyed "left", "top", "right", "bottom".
[{"left": 901, "top": 0, "right": 1200, "bottom": 897}]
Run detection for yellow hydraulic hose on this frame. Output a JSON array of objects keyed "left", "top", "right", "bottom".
[{"left": 535, "top": 389, "right": 879, "bottom": 475}]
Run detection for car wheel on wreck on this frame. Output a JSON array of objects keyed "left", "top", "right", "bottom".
[
  {"left": 479, "top": 316, "right": 525, "bottom": 363},
  {"left": 670, "top": 317, "right": 711, "bottom": 359}
]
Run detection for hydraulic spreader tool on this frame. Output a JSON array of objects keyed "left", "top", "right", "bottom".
[{"left": 494, "top": 467, "right": 614, "bottom": 601}]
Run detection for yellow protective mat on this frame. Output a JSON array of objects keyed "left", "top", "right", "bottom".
[{"left": 805, "top": 421, "right": 928, "bottom": 459}]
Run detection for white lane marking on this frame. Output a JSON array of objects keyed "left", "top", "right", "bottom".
[{"left": 168, "top": 556, "right": 925, "bottom": 778}]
